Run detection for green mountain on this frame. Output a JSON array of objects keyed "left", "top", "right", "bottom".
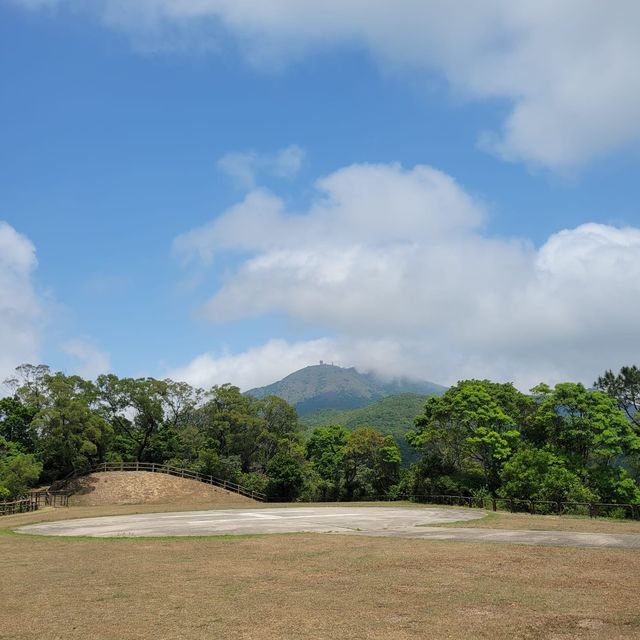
[
  {"left": 300, "top": 393, "right": 430, "bottom": 464},
  {"left": 246, "top": 363, "right": 446, "bottom": 415}
]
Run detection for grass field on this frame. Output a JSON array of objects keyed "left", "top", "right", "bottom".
[{"left": 2, "top": 502, "right": 640, "bottom": 639}]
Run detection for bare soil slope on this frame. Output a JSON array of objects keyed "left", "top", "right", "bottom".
[{"left": 63, "top": 471, "right": 255, "bottom": 506}]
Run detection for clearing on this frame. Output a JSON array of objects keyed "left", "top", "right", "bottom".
[{"left": 1, "top": 512, "right": 639, "bottom": 639}]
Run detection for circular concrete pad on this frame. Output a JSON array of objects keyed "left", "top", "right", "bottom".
[{"left": 17, "top": 506, "right": 483, "bottom": 538}]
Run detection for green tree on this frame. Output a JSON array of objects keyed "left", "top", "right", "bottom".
[
  {"left": 499, "top": 446, "right": 596, "bottom": 503},
  {"left": 595, "top": 365, "right": 640, "bottom": 430},
  {"left": 34, "top": 373, "right": 112, "bottom": 480},
  {"left": 0, "top": 438, "right": 42, "bottom": 499},
  {"left": 306, "top": 424, "right": 349, "bottom": 499},
  {"left": 196, "top": 384, "right": 264, "bottom": 473},
  {"left": 529, "top": 382, "right": 640, "bottom": 502},
  {"left": 530, "top": 383, "right": 639, "bottom": 467},
  {"left": 342, "top": 427, "right": 401, "bottom": 498},
  {"left": 409, "top": 380, "right": 532, "bottom": 494},
  {"left": 96, "top": 375, "right": 169, "bottom": 462},
  {"left": 0, "top": 396, "right": 37, "bottom": 451},
  {"left": 4, "top": 363, "right": 51, "bottom": 410},
  {"left": 266, "top": 446, "right": 307, "bottom": 500},
  {"left": 256, "top": 395, "right": 301, "bottom": 469}
]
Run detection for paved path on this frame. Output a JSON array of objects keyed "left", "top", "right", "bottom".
[{"left": 16, "top": 507, "right": 640, "bottom": 548}]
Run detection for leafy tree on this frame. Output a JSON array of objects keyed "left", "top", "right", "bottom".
[
  {"left": 306, "top": 424, "right": 349, "bottom": 499},
  {"left": 409, "top": 380, "right": 532, "bottom": 494},
  {"left": 595, "top": 365, "right": 640, "bottom": 430},
  {"left": 4, "top": 364, "right": 51, "bottom": 410},
  {"left": 256, "top": 395, "right": 301, "bottom": 469},
  {"left": 499, "top": 446, "right": 596, "bottom": 503},
  {"left": 0, "top": 396, "right": 37, "bottom": 451},
  {"left": 96, "top": 375, "right": 169, "bottom": 462},
  {"left": 196, "top": 384, "right": 263, "bottom": 473},
  {"left": 530, "top": 383, "right": 639, "bottom": 467},
  {"left": 0, "top": 437, "right": 42, "bottom": 499},
  {"left": 34, "top": 373, "right": 112, "bottom": 480},
  {"left": 342, "top": 427, "right": 401, "bottom": 498},
  {"left": 529, "top": 382, "right": 640, "bottom": 502},
  {"left": 266, "top": 446, "right": 307, "bottom": 500}
]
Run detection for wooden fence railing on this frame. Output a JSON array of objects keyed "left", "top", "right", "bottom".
[
  {"left": 87, "top": 462, "right": 266, "bottom": 502},
  {"left": 0, "top": 490, "right": 70, "bottom": 517},
  {"left": 292, "top": 492, "right": 640, "bottom": 520},
  {"left": 408, "top": 494, "right": 640, "bottom": 520},
  {"left": 0, "top": 496, "right": 39, "bottom": 516}
]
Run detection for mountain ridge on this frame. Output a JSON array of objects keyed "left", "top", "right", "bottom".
[{"left": 246, "top": 363, "right": 446, "bottom": 415}]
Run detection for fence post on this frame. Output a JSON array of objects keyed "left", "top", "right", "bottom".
[{"left": 491, "top": 497, "right": 497, "bottom": 512}]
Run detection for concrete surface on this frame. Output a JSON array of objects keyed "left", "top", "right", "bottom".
[
  {"left": 16, "top": 506, "right": 640, "bottom": 548},
  {"left": 17, "top": 506, "right": 482, "bottom": 537}
]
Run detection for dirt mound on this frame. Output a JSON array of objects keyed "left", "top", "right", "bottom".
[{"left": 64, "top": 471, "right": 256, "bottom": 506}]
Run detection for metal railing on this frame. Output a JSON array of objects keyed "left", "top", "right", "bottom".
[{"left": 87, "top": 461, "right": 266, "bottom": 502}]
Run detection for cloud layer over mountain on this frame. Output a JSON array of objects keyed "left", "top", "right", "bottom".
[{"left": 172, "top": 162, "right": 640, "bottom": 390}]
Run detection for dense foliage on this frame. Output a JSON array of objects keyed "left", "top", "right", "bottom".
[
  {"left": 300, "top": 393, "right": 428, "bottom": 463},
  {"left": 404, "top": 377, "right": 640, "bottom": 504},
  {"left": 0, "top": 364, "right": 400, "bottom": 501},
  {"left": 2, "top": 363, "right": 639, "bottom": 507}
]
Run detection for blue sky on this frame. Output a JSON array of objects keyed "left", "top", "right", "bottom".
[{"left": 2, "top": 1, "right": 640, "bottom": 390}]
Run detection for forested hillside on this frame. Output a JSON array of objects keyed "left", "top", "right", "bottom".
[{"left": 300, "top": 393, "right": 428, "bottom": 463}]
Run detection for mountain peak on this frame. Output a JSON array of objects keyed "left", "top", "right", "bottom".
[{"left": 246, "top": 364, "right": 446, "bottom": 415}]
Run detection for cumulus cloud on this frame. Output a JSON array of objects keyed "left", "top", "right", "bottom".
[
  {"left": 173, "top": 162, "right": 640, "bottom": 389},
  {"left": 0, "top": 222, "right": 43, "bottom": 383},
  {"left": 62, "top": 338, "right": 111, "bottom": 380},
  {"left": 14, "top": 0, "right": 640, "bottom": 168},
  {"left": 164, "top": 337, "right": 429, "bottom": 391},
  {"left": 217, "top": 145, "right": 305, "bottom": 190}
]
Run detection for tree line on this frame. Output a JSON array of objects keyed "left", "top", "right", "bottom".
[
  {"left": 404, "top": 369, "right": 640, "bottom": 506},
  {"left": 1, "top": 363, "right": 639, "bottom": 507},
  {"left": 0, "top": 365, "right": 401, "bottom": 501}
]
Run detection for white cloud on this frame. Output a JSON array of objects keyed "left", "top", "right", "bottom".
[
  {"left": 165, "top": 338, "right": 333, "bottom": 390},
  {"left": 217, "top": 145, "right": 305, "bottom": 190},
  {"left": 164, "top": 337, "right": 428, "bottom": 391},
  {"left": 15, "top": 1, "right": 640, "bottom": 168},
  {"left": 173, "top": 162, "right": 640, "bottom": 390},
  {"left": 0, "top": 222, "right": 43, "bottom": 383},
  {"left": 62, "top": 338, "right": 111, "bottom": 380}
]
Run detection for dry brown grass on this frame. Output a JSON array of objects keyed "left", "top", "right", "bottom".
[
  {"left": 1, "top": 519, "right": 639, "bottom": 640},
  {"left": 433, "top": 510, "right": 640, "bottom": 534},
  {"left": 63, "top": 471, "right": 255, "bottom": 506}
]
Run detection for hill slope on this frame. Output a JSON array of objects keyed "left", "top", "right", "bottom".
[
  {"left": 247, "top": 363, "right": 445, "bottom": 415},
  {"left": 63, "top": 472, "right": 255, "bottom": 506},
  {"left": 299, "top": 393, "right": 429, "bottom": 463}
]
